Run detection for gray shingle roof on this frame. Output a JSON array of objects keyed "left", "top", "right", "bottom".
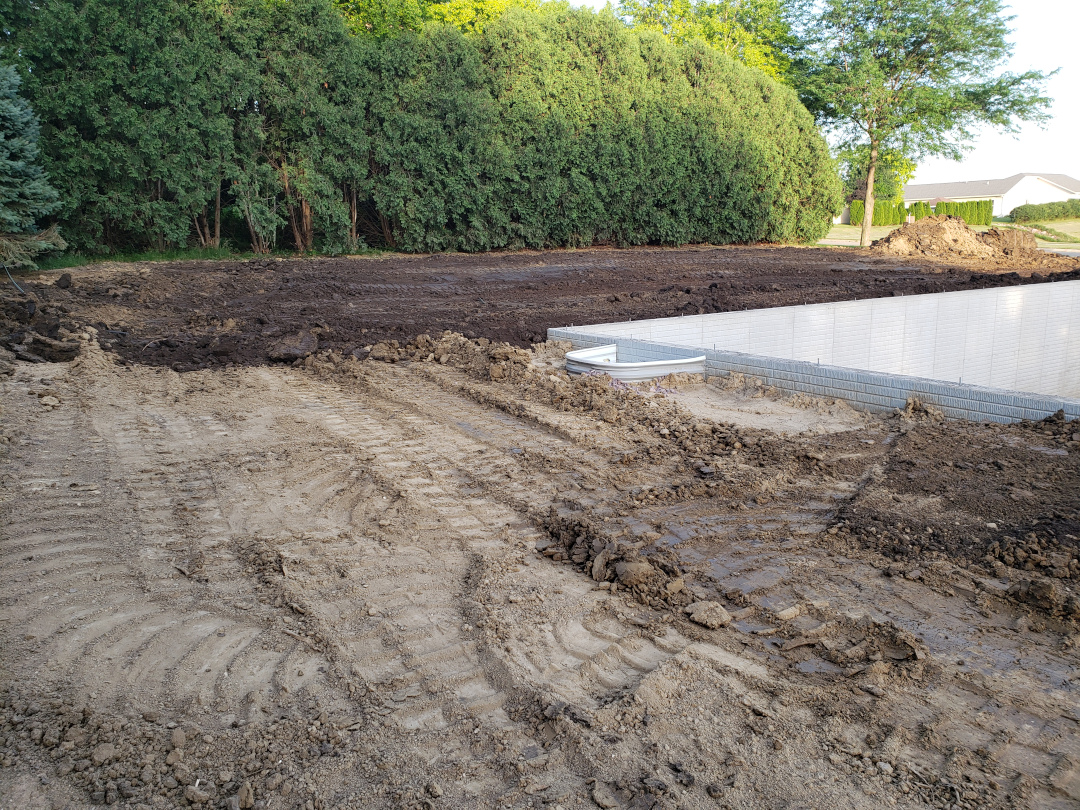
[{"left": 903, "top": 173, "right": 1080, "bottom": 200}]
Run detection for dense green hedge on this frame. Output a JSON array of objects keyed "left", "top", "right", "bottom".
[
  {"left": 934, "top": 200, "right": 992, "bottom": 226},
  {"left": 849, "top": 198, "right": 994, "bottom": 228},
  {"left": 908, "top": 201, "right": 932, "bottom": 220},
  {"left": 848, "top": 198, "right": 908, "bottom": 226},
  {"left": 1011, "top": 199, "right": 1080, "bottom": 223},
  {"left": 3, "top": 0, "right": 841, "bottom": 254}
]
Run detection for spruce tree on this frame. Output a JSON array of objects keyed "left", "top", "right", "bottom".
[{"left": 0, "top": 62, "right": 59, "bottom": 235}]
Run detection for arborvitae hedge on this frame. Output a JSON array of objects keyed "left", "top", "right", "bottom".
[
  {"left": 849, "top": 199, "right": 864, "bottom": 226},
  {"left": 5, "top": 0, "right": 841, "bottom": 254},
  {"left": 933, "top": 200, "right": 993, "bottom": 226},
  {"left": 1011, "top": 199, "right": 1080, "bottom": 223}
]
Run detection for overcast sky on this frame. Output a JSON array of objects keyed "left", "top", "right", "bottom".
[{"left": 573, "top": 0, "right": 1080, "bottom": 185}]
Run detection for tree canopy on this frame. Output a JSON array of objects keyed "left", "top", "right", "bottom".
[
  {"left": 788, "top": 0, "right": 1053, "bottom": 244},
  {"left": 616, "top": 0, "right": 791, "bottom": 80}
]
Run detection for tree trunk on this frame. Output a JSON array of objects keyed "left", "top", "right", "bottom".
[
  {"left": 347, "top": 184, "right": 358, "bottom": 244},
  {"left": 213, "top": 182, "right": 221, "bottom": 248},
  {"left": 193, "top": 212, "right": 208, "bottom": 248},
  {"left": 860, "top": 141, "right": 878, "bottom": 248}
]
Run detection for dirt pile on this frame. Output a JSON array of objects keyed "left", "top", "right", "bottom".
[
  {"left": 872, "top": 215, "right": 996, "bottom": 259},
  {"left": 870, "top": 215, "right": 1068, "bottom": 269},
  {"left": 7, "top": 243, "right": 1080, "bottom": 372},
  {"left": 978, "top": 226, "right": 1041, "bottom": 255}
]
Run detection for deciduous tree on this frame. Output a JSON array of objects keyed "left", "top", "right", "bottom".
[{"left": 789, "top": 0, "right": 1052, "bottom": 246}]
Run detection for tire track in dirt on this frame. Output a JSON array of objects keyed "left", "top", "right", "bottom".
[{"left": 268, "top": 367, "right": 693, "bottom": 716}]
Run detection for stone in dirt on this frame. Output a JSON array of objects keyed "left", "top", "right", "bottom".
[
  {"left": 55, "top": 273, "right": 72, "bottom": 289},
  {"left": 267, "top": 331, "right": 318, "bottom": 362},
  {"left": 591, "top": 782, "right": 620, "bottom": 808},
  {"left": 237, "top": 780, "right": 255, "bottom": 809},
  {"left": 684, "top": 601, "right": 732, "bottom": 629},
  {"left": 170, "top": 728, "right": 186, "bottom": 749},
  {"left": 615, "top": 560, "right": 654, "bottom": 587},
  {"left": 90, "top": 742, "right": 116, "bottom": 766}
]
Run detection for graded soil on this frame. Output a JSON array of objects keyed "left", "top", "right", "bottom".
[
  {"left": 9, "top": 244, "right": 1078, "bottom": 372},
  {"left": 1, "top": 245, "right": 1079, "bottom": 810}
]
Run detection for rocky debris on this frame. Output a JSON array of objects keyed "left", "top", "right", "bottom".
[
  {"left": 615, "top": 560, "right": 655, "bottom": 587},
  {"left": 55, "top": 272, "right": 72, "bottom": 289},
  {"left": 684, "top": 601, "right": 732, "bottom": 629},
  {"left": 1008, "top": 577, "right": 1080, "bottom": 617},
  {"left": 538, "top": 513, "right": 692, "bottom": 612},
  {"left": 591, "top": 782, "right": 620, "bottom": 808},
  {"left": 267, "top": 330, "right": 318, "bottom": 362},
  {"left": 0, "top": 291, "right": 82, "bottom": 363}
]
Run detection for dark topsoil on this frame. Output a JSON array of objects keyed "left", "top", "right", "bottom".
[{"left": 5, "top": 244, "right": 1079, "bottom": 371}]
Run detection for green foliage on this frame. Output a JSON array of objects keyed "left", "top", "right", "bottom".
[
  {"left": 848, "top": 199, "right": 864, "bottom": 226},
  {"left": 788, "top": 0, "right": 1052, "bottom": 244},
  {"left": 839, "top": 146, "right": 913, "bottom": 204},
  {"left": 0, "top": 61, "right": 65, "bottom": 268},
  {"left": 932, "top": 200, "right": 992, "bottom": 226},
  {"left": 909, "top": 201, "right": 933, "bottom": 220},
  {"left": 616, "top": 0, "right": 791, "bottom": 80},
  {"left": 1010, "top": 199, "right": 1080, "bottom": 222},
  {"left": 0, "top": 62, "right": 60, "bottom": 234},
  {"left": 6, "top": 0, "right": 840, "bottom": 255},
  {"left": 999, "top": 223, "right": 1074, "bottom": 243},
  {"left": 334, "top": 0, "right": 541, "bottom": 38}
]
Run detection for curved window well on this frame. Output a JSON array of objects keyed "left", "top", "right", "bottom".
[{"left": 565, "top": 344, "right": 706, "bottom": 382}]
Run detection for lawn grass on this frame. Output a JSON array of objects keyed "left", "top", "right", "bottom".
[
  {"left": 1037, "top": 218, "right": 1080, "bottom": 240},
  {"left": 819, "top": 224, "right": 902, "bottom": 244}
]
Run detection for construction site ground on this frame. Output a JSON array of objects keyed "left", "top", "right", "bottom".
[{"left": 1, "top": 244, "right": 1079, "bottom": 810}]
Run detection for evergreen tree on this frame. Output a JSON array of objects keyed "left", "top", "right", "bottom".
[
  {"left": 0, "top": 62, "right": 60, "bottom": 234},
  {"left": 0, "top": 61, "right": 66, "bottom": 267}
]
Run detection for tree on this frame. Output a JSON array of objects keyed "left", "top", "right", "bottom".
[
  {"left": 789, "top": 0, "right": 1053, "bottom": 246},
  {"left": 617, "top": 0, "right": 791, "bottom": 80},
  {"left": 6, "top": 0, "right": 241, "bottom": 253},
  {"left": 0, "top": 61, "right": 65, "bottom": 267},
  {"left": 838, "top": 144, "right": 914, "bottom": 205}
]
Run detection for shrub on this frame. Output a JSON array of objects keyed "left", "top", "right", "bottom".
[
  {"left": 849, "top": 199, "right": 864, "bottom": 225},
  {"left": 1011, "top": 199, "right": 1080, "bottom": 223},
  {"left": 6, "top": 0, "right": 842, "bottom": 253}
]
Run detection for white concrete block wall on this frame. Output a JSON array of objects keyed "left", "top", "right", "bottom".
[
  {"left": 548, "top": 329, "right": 1080, "bottom": 424},
  {"left": 560, "top": 280, "right": 1080, "bottom": 399}
]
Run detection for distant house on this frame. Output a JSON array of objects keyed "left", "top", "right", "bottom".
[{"left": 902, "top": 173, "right": 1080, "bottom": 218}]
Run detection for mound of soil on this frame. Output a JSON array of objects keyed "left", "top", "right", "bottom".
[
  {"left": 872, "top": 215, "right": 993, "bottom": 259},
  {"left": 979, "top": 226, "right": 1041, "bottom": 255},
  {"left": 871, "top": 215, "right": 1051, "bottom": 266}
]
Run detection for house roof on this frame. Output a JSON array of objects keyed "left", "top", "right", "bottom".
[{"left": 903, "top": 173, "right": 1080, "bottom": 201}]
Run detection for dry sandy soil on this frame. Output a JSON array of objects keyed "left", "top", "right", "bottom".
[{"left": 1, "top": 246, "right": 1079, "bottom": 810}]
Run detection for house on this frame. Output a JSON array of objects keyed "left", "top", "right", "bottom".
[{"left": 902, "top": 173, "right": 1080, "bottom": 218}]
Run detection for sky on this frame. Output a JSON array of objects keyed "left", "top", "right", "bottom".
[{"left": 573, "top": 0, "right": 1080, "bottom": 186}]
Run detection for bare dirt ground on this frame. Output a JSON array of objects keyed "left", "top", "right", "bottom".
[
  {"left": 1, "top": 246, "right": 1079, "bottom": 810},
  {"left": 12, "top": 243, "right": 1078, "bottom": 372}
]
